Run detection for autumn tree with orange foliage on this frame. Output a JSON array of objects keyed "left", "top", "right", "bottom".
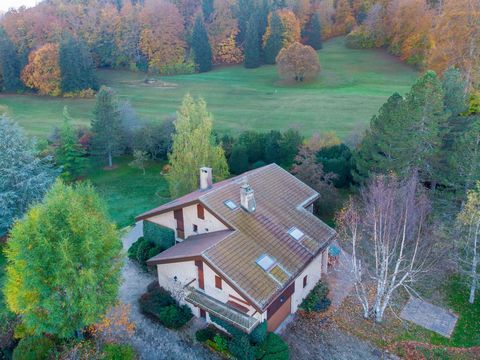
[
  {"left": 276, "top": 42, "right": 320, "bottom": 82},
  {"left": 387, "top": 0, "right": 433, "bottom": 67},
  {"left": 139, "top": 0, "right": 186, "bottom": 73},
  {"left": 428, "top": 0, "right": 480, "bottom": 90},
  {"left": 263, "top": 9, "right": 301, "bottom": 50},
  {"left": 333, "top": 0, "right": 356, "bottom": 36},
  {"left": 21, "top": 43, "right": 61, "bottom": 96},
  {"left": 207, "top": 0, "right": 243, "bottom": 64}
]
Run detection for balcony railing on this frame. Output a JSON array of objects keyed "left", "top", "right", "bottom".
[{"left": 185, "top": 288, "right": 260, "bottom": 333}]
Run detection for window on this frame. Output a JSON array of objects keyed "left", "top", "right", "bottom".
[
  {"left": 215, "top": 275, "right": 222, "bottom": 289},
  {"left": 224, "top": 200, "right": 238, "bottom": 210},
  {"left": 193, "top": 224, "right": 198, "bottom": 233},
  {"left": 256, "top": 254, "right": 275, "bottom": 271},
  {"left": 303, "top": 275, "right": 308, "bottom": 288},
  {"left": 288, "top": 227, "right": 304, "bottom": 241},
  {"left": 197, "top": 204, "right": 205, "bottom": 219}
]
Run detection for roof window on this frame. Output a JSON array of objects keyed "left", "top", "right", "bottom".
[
  {"left": 224, "top": 200, "right": 238, "bottom": 210},
  {"left": 256, "top": 254, "right": 275, "bottom": 271},
  {"left": 288, "top": 227, "right": 304, "bottom": 240}
]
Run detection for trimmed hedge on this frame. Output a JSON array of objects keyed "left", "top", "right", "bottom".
[
  {"left": 299, "top": 281, "right": 331, "bottom": 313},
  {"left": 12, "top": 336, "right": 56, "bottom": 360},
  {"left": 102, "top": 343, "right": 136, "bottom": 360},
  {"left": 139, "top": 286, "right": 192, "bottom": 329},
  {"left": 195, "top": 327, "right": 217, "bottom": 342},
  {"left": 143, "top": 221, "right": 175, "bottom": 249}
]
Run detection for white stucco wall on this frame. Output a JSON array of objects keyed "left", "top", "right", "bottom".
[
  {"left": 291, "top": 249, "right": 327, "bottom": 313},
  {"left": 148, "top": 203, "right": 228, "bottom": 240}
]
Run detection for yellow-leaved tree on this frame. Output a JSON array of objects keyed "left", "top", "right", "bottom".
[
  {"left": 21, "top": 43, "right": 61, "bottom": 96},
  {"left": 166, "top": 94, "right": 229, "bottom": 197}
]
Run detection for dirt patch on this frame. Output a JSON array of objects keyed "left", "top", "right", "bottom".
[{"left": 394, "top": 341, "right": 480, "bottom": 360}]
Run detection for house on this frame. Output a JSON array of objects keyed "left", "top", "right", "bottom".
[{"left": 136, "top": 164, "right": 336, "bottom": 333}]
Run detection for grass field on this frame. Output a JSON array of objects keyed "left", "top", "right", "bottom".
[
  {"left": 0, "top": 37, "right": 417, "bottom": 139},
  {"left": 85, "top": 157, "right": 170, "bottom": 228}
]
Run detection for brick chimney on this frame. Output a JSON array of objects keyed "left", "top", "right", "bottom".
[
  {"left": 200, "top": 167, "right": 212, "bottom": 190},
  {"left": 240, "top": 183, "right": 256, "bottom": 213}
]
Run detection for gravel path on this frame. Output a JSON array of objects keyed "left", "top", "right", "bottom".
[
  {"left": 119, "top": 223, "right": 218, "bottom": 360},
  {"left": 282, "top": 316, "right": 396, "bottom": 360}
]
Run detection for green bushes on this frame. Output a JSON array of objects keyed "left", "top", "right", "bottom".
[
  {"left": 300, "top": 281, "right": 331, "bottom": 313},
  {"left": 195, "top": 326, "right": 217, "bottom": 342},
  {"left": 139, "top": 285, "right": 192, "bottom": 329},
  {"left": 143, "top": 221, "right": 175, "bottom": 249},
  {"left": 345, "top": 27, "right": 377, "bottom": 49},
  {"left": 255, "top": 333, "right": 289, "bottom": 360},
  {"left": 128, "top": 236, "right": 164, "bottom": 269},
  {"left": 12, "top": 336, "right": 56, "bottom": 360},
  {"left": 316, "top": 143, "right": 353, "bottom": 188},
  {"left": 102, "top": 343, "right": 136, "bottom": 360},
  {"left": 229, "top": 334, "right": 255, "bottom": 360}
]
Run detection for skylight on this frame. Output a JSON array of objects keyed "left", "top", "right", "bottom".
[
  {"left": 288, "top": 227, "right": 304, "bottom": 241},
  {"left": 256, "top": 254, "right": 275, "bottom": 271},
  {"left": 224, "top": 200, "right": 238, "bottom": 210}
]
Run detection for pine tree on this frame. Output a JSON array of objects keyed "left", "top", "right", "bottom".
[
  {"left": 303, "top": 12, "right": 323, "bottom": 50},
  {"left": 59, "top": 35, "right": 97, "bottom": 94},
  {"left": 0, "top": 117, "right": 59, "bottom": 236},
  {"left": 91, "top": 86, "right": 123, "bottom": 168},
  {"left": 244, "top": 16, "right": 261, "bottom": 68},
  {"left": 202, "top": 0, "right": 214, "bottom": 21},
  {"left": 192, "top": 16, "right": 213, "bottom": 73},
  {"left": 4, "top": 181, "right": 122, "bottom": 338},
  {"left": 263, "top": 11, "right": 285, "bottom": 64},
  {"left": 166, "top": 94, "right": 229, "bottom": 197},
  {"left": 0, "top": 28, "right": 23, "bottom": 92},
  {"left": 55, "top": 107, "right": 86, "bottom": 182},
  {"left": 228, "top": 144, "right": 250, "bottom": 174},
  {"left": 442, "top": 67, "right": 467, "bottom": 117}
]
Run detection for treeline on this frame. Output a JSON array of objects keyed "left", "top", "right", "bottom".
[
  {"left": 346, "top": 0, "right": 480, "bottom": 90},
  {"left": 0, "top": 0, "right": 371, "bottom": 96}
]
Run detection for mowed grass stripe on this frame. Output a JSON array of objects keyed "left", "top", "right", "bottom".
[{"left": 0, "top": 37, "right": 417, "bottom": 139}]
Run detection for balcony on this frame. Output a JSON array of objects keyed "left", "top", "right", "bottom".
[{"left": 185, "top": 288, "right": 260, "bottom": 333}]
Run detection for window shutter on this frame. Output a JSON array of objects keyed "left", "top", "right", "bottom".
[
  {"left": 197, "top": 204, "right": 205, "bottom": 220},
  {"left": 215, "top": 275, "right": 222, "bottom": 289}
]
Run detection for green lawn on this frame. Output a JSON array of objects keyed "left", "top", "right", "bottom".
[
  {"left": 85, "top": 157, "right": 170, "bottom": 228},
  {"left": 0, "top": 37, "right": 417, "bottom": 139}
]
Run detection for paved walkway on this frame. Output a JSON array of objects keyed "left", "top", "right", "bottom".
[
  {"left": 324, "top": 244, "right": 355, "bottom": 310},
  {"left": 119, "top": 223, "right": 218, "bottom": 360},
  {"left": 400, "top": 297, "right": 458, "bottom": 338}
]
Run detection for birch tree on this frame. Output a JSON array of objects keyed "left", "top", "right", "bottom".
[
  {"left": 456, "top": 182, "right": 480, "bottom": 304},
  {"left": 337, "top": 173, "right": 434, "bottom": 322}
]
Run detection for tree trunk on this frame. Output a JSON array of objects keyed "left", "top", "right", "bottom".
[
  {"left": 108, "top": 151, "right": 112, "bottom": 168},
  {"left": 469, "top": 222, "right": 478, "bottom": 304}
]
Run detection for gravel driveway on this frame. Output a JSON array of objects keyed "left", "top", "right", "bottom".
[{"left": 119, "top": 223, "right": 218, "bottom": 360}]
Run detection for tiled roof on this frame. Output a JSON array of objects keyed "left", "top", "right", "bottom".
[
  {"left": 200, "top": 164, "right": 336, "bottom": 309},
  {"left": 143, "top": 164, "right": 336, "bottom": 310}
]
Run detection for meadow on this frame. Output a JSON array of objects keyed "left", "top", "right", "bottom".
[{"left": 0, "top": 37, "right": 417, "bottom": 139}]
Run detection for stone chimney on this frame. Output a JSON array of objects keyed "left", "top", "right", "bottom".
[
  {"left": 199, "top": 167, "right": 213, "bottom": 190},
  {"left": 240, "top": 183, "right": 256, "bottom": 213}
]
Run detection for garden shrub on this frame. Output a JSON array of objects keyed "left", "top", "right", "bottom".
[
  {"left": 316, "top": 143, "right": 353, "bottom": 188},
  {"left": 255, "top": 333, "right": 289, "bottom": 360},
  {"left": 249, "top": 321, "right": 267, "bottom": 345},
  {"left": 128, "top": 236, "right": 165, "bottom": 269},
  {"left": 139, "top": 287, "right": 192, "bottom": 329},
  {"left": 102, "top": 343, "right": 136, "bottom": 360},
  {"left": 229, "top": 334, "right": 255, "bottom": 360},
  {"left": 195, "top": 327, "right": 216, "bottom": 342},
  {"left": 143, "top": 221, "right": 175, "bottom": 249},
  {"left": 12, "top": 336, "right": 56, "bottom": 360},
  {"left": 212, "top": 335, "right": 228, "bottom": 352},
  {"left": 299, "top": 281, "right": 331, "bottom": 313}
]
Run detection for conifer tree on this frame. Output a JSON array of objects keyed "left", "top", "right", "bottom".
[
  {"left": 228, "top": 144, "right": 250, "bottom": 174},
  {"left": 0, "top": 28, "right": 23, "bottom": 92},
  {"left": 244, "top": 15, "right": 261, "bottom": 68},
  {"left": 202, "top": 0, "right": 214, "bottom": 21},
  {"left": 303, "top": 12, "right": 323, "bottom": 50},
  {"left": 192, "top": 16, "right": 213, "bottom": 72},
  {"left": 59, "top": 35, "right": 97, "bottom": 94},
  {"left": 0, "top": 117, "right": 58, "bottom": 236},
  {"left": 167, "top": 94, "right": 229, "bottom": 197},
  {"left": 263, "top": 11, "right": 286, "bottom": 64},
  {"left": 91, "top": 86, "right": 123, "bottom": 168},
  {"left": 3, "top": 181, "right": 122, "bottom": 338},
  {"left": 55, "top": 107, "right": 86, "bottom": 182}
]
